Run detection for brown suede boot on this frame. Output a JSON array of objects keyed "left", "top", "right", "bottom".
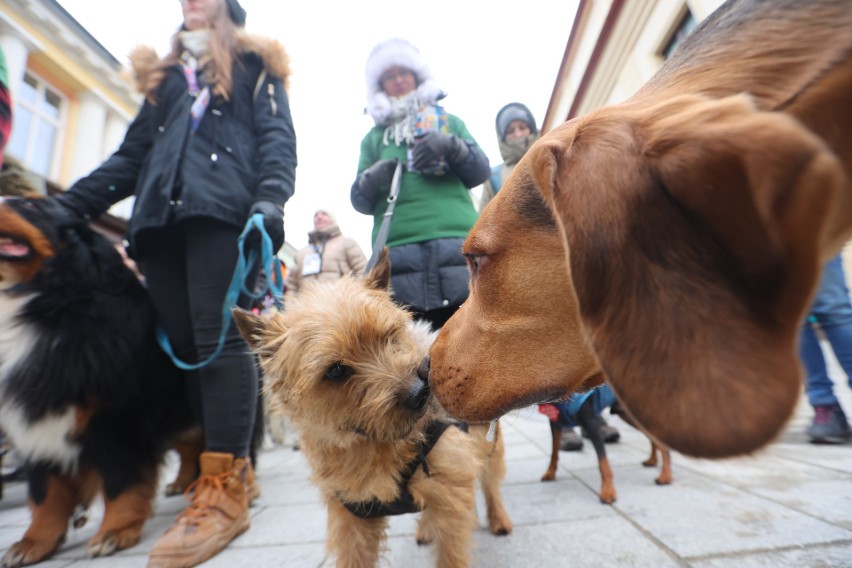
[
  {"left": 245, "top": 459, "right": 260, "bottom": 504},
  {"left": 148, "top": 452, "right": 251, "bottom": 568}
]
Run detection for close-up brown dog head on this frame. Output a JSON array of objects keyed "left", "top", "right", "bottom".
[
  {"left": 429, "top": 0, "right": 852, "bottom": 459},
  {"left": 430, "top": 91, "right": 849, "bottom": 459},
  {"left": 427, "top": 163, "right": 605, "bottom": 422}
]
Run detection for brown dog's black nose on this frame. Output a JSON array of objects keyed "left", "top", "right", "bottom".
[{"left": 406, "top": 373, "right": 430, "bottom": 410}]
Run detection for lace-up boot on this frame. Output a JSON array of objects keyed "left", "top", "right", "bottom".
[{"left": 148, "top": 452, "right": 250, "bottom": 568}]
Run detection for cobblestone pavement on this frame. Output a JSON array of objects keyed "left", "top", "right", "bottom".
[{"left": 2, "top": 380, "right": 851, "bottom": 567}]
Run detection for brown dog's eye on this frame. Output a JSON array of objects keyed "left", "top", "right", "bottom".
[
  {"left": 464, "top": 253, "right": 485, "bottom": 276},
  {"left": 324, "top": 363, "right": 354, "bottom": 382}
]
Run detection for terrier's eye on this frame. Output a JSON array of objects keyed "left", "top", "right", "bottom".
[{"left": 324, "top": 363, "right": 354, "bottom": 382}]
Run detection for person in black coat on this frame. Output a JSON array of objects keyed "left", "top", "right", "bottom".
[{"left": 41, "top": 1, "right": 296, "bottom": 566}]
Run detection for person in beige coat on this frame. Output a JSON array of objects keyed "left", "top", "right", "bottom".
[{"left": 287, "top": 209, "right": 367, "bottom": 298}]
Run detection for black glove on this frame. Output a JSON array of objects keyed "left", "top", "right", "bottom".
[
  {"left": 19, "top": 195, "right": 87, "bottom": 227},
  {"left": 358, "top": 158, "right": 398, "bottom": 194},
  {"left": 411, "top": 131, "right": 469, "bottom": 172},
  {"left": 248, "top": 200, "right": 284, "bottom": 253}
]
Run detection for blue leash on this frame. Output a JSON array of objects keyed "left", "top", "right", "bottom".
[{"left": 156, "top": 213, "right": 284, "bottom": 371}]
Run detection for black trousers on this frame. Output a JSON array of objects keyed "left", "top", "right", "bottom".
[{"left": 137, "top": 218, "right": 258, "bottom": 457}]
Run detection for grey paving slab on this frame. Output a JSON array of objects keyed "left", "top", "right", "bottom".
[
  {"left": 181, "top": 543, "right": 326, "bottom": 568},
  {"left": 494, "top": 477, "right": 619, "bottom": 526},
  {"left": 573, "top": 464, "right": 852, "bottom": 560},
  {"left": 229, "top": 503, "right": 326, "bottom": 547},
  {"left": 255, "top": 476, "right": 323, "bottom": 507},
  {"left": 748, "top": 478, "right": 852, "bottom": 530},
  {"left": 691, "top": 542, "right": 852, "bottom": 568}
]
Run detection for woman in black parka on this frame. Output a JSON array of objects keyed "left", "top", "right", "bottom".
[{"left": 47, "top": 1, "right": 296, "bottom": 566}]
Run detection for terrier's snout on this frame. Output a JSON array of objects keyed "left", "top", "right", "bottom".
[{"left": 406, "top": 373, "right": 430, "bottom": 411}]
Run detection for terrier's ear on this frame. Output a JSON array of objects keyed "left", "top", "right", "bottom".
[
  {"left": 232, "top": 308, "right": 268, "bottom": 352},
  {"left": 365, "top": 248, "right": 391, "bottom": 291}
]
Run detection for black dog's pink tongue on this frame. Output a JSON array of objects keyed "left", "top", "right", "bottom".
[{"left": 0, "top": 239, "right": 29, "bottom": 257}]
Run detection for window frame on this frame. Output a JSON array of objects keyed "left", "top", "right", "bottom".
[
  {"left": 8, "top": 70, "right": 68, "bottom": 180},
  {"left": 659, "top": 7, "right": 697, "bottom": 61}
]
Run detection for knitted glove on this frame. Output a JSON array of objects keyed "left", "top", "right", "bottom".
[
  {"left": 248, "top": 200, "right": 284, "bottom": 253},
  {"left": 411, "top": 131, "right": 469, "bottom": 172}
]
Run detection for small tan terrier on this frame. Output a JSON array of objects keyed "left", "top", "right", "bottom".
[{"left": 234, "top": 251, "right": 512, "bottom": 568}]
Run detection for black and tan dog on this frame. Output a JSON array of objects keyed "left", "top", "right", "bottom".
[
  {"left": 428, "top": 0, "right": 852, "bottom": 459},
  {"left": 539, "top": 390, "right": 672, "bottom": 504},
  {"left": 0, "top": 197, "right": 196, "bottom": 566}
]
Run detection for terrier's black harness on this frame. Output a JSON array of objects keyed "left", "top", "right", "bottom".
[{"left": 341, "top": 420, "right": 468, "bottom": 519}]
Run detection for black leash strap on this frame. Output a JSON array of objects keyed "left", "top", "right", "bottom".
[{"left": 364, "top": 159, "right": 403, "bottom": 274}]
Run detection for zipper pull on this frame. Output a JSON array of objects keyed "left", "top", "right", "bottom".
[{"left": 267, "top": 83, "right": 277, "bottom": 116}]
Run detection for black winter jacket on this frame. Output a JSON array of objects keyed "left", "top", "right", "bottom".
[
  {"left": 61, "top": 34, "right": 296, "bottom": 248},
  {"left": 388, "top": 238, "right": 470, "bottom": 313}
]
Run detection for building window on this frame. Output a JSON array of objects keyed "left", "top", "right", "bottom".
[
  {"left": 661, "top": 9, "right": 697, "bottom": 60},
  {"left": 7, "top": 72, "right": 65, "bottom": 179}
]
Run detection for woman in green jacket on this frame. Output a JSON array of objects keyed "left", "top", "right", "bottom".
[{"left": 350, "top": 38, "right": 489, "bottom": 329}]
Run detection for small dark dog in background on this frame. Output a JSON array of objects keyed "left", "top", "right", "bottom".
[{"left": 539, "top": 386, "right": 672, "bottom": 504}]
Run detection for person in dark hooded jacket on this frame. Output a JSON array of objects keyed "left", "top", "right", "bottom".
[
  {"left": 36, "top": 1, "right": 296, "bottom": 566},
  {"left": 478, "top": 102, "right": 540, "bottom": 212}
]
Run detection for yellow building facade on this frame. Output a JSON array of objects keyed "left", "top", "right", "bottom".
[{"left": 0, "top": 0, "right": 138, "bottom": 221}]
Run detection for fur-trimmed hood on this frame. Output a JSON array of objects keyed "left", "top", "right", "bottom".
[
  {"left": 128, "top": 31, "right": 291, "bottom": 95},
  {"left": 365, "top": 38, "right": 443, "bottom": 125}
]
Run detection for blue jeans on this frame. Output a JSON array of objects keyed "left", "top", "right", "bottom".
[{"left": 800, "top": 254, "right": 852, "bottom": 407}]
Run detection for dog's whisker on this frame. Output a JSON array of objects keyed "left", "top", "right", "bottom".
[{"left": 486, "top": 420, "right": 497, "bottom": 442}]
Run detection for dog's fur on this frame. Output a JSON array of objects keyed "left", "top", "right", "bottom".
[
  {"left": 234, "top": 251, "right": 512, "bottom": 568},
  {"left": 428, "top": 0, "right": 852, "bottom": 458},
  {"left": 0, "top": 197, "right": 195, "bottom": 566}
]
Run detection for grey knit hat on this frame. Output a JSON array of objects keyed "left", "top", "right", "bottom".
[
  {"left": 225, "top": 0, "right": 246, "bottom": 26},
  {"left": 495, "top": 102, "right": 537, "bottom": 141},
  {"left": 180, "top": 0, "right": 246, "bottom": 26}
]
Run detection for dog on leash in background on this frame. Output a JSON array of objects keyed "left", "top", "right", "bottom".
[
  {"left": 538, "top": 386, "right": 672, "bottom": 504},
  {"left": 234, "top": 250, "right": 512, "bottom": 568},
  {"left": 0, "top": 196, "right": 197, "bottom": 566}
]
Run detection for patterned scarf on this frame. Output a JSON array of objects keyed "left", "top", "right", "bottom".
[
  {"left": 381, "top": 92, "right": 421, "bottom": 147},
  {"left": 178, "top": 30, "right": 212, "bottom": 133}
]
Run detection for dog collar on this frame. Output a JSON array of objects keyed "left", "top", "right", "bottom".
[{"left": 340, "top": 420, "right": 468, "bottom": 519}]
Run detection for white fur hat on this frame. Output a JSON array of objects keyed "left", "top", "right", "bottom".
[{"left": 365, "top": 38, "right": 443, "bottom": 125}]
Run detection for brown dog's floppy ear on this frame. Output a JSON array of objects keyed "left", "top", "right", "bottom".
[
  {"left": 643, "top": 94, "right": 844, "bottom": 325},
  {"left": 538, "top": 95, "right": 846, "bottom": 458},
  {"left": 365, "top": 247, "right": 391, "bottom": 291}
]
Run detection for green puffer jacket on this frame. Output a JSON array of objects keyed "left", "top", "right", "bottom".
[{"left": 351, "top": 113, "right": 484, "bottom": 248}]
